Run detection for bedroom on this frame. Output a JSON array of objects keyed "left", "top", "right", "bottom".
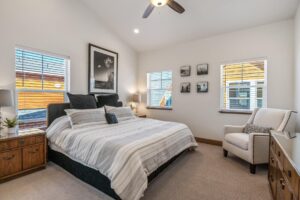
[{"left": 0, "top": 0, "right": 300, "bottom": 199}]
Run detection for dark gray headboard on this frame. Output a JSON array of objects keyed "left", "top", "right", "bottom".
[
  {"left": 47, "top": 103, "right": 71, "bottom": 127},
  {"left": 47, "top": 94, "right": 123, "bottom": 127}
]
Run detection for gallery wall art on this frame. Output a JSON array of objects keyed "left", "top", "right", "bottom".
[{"left": 180, "top": 64, "right": 209, "bottom": 94}]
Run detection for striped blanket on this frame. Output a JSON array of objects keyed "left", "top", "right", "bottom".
[{"left": 47, "top": 117, "right": 198, "bottom": 200}]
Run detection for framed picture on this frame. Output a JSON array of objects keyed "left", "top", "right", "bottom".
[
  {"left": 180, "top": 82, "right": 191, "bottom": 93},
  {"left": 88, "top": 43, "right": 118, "bottom": 94},
  {"left": 197, "top": 81, "right": 208, "bottom": 93},
  {"left": 197, "top": 64, "right": 208, "bottom": 75},
  {"left": 180, "top": 65, "right": 191, "bottom": 77}
]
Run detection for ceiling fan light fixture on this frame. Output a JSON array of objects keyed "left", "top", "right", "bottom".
[{"left": 150, "top": 0, "right": 169, "bottom": 7}]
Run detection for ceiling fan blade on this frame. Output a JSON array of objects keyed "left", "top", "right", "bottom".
[
  {"left": 143, "top": 4, "right": 155, "bottom": 18},
  {"left": 167, "top": 0, "right": 185, "bottom": 14}
]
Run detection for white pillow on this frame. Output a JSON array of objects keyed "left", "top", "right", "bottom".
[
  {"left": 105, "top": 106, "right": 136, "bottom": 122},
  {"left": 65, "top": 108, "right": 107, "bottom": 129}
]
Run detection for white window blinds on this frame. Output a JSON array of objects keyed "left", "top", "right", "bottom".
[
  {"left": 15, "top": 48, "right": 69, "bottom": 129},
  {"left": 147, "top": 71, "right": 172, "bottom": 108},
  {"left": 220, "top": 60, "right": 267, "bottom": 111}
]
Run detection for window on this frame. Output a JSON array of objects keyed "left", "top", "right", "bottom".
[
  {"left": 220, "top": 59, "right": 267, "bottom": 112},
  {"left": 147, "top": 71, "right": 172, "bottom": 109},
  {"left": 15, "top": 47, "right": 69, "bottom": 130}
]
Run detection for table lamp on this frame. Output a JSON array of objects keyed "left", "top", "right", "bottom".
[
  {"left": 0, "top": 90, "right": 12, "bottom": 130},
  {"left": 131, "top": 93, "right": 141, "bottom": 113}
]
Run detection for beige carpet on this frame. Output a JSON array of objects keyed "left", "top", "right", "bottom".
[{"left": 0, "top": 143, "right": 271, "bottom": 200}]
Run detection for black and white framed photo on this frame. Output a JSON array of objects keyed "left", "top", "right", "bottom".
[
  {"left": 197, "top": 63, "right": 208, "bottom": 75},
  {"left": 180, "top": 65, "right": 191, "bottom": 77},
  {"left": 197, "top": 81, "right": 208, "bottom": 93},
  {"left": 180, "top": 82, "right": 191, "bottom": 93},
  {"left": 88, "top": 43, "right": 118, "bottom": 94}
]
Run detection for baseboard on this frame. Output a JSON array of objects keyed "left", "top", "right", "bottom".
[{"left": 195, "top": 137, "right": 223, "bottom": 146}]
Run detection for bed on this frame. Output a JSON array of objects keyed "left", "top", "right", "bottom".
[{"left": 46, "top": 103, "right": 198, "bottom": 200}]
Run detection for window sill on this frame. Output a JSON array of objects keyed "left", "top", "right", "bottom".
[
  {"left": 146, "top": 106, "right": 173, "bottom": 111},
  {"left": 219, "top": 109, "right": 252, "bottom": 115}
]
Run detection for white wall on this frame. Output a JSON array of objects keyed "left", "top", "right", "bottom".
[
  {"left": 295, "top": 5, "right": 300, "bottom": 131},
  {"left": 138, "top": 20, "right": 295, "bottom": 140},
  {"left": 0, "top": 0, "right": 138, "bottom": 117}
]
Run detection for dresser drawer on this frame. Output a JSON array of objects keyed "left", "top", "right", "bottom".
[
  {"left": 276, "top": 144, "right": 284, "bottom": 165},
  {"left": 18, "top": 135, "right": 44, "bottom": 147},
  {"left": 0, "top": 140, "right": 19, "bottom": 152},
  {"left": 0, "top": 149, "right": 22, "bottom": 177},
  {"left": 283, "top": 158, "right": 299, "bottom": 198},
  {"left": 22, "top": 144, "right": 44, "bottom": 170},
  {"left": 271, "top": 136, "right": 276, "bottom": 152},
  {"left": 277, "top": 170, "right": 294, "bottom": 200},
  {"left": 270, "top": 149, "right": 276, "bottom": 168},
  {"left": 35, "top": 135, "right": 44, "bottom": 144},
  {"left": 269, "top": 149, "right": 277, "bottom": 198}
]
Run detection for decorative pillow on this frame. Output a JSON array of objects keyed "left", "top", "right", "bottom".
[
  {"left": 67, "top": 93, "right": 97, "bottom": 109},
  {"left": 105, "top": 106, "right": 136, "bottom": 122},
  {"left": 97, "top": 94, "right": 122, "bottom": 107},
  {"left": 65, "top": 108, "right": 106, "bottom": 128},
  {"left": 105, "top": 113, "right": 118, "bottom": 124},
  {"left": 243, "top": 123, "right": 272, "bottom": 134}
]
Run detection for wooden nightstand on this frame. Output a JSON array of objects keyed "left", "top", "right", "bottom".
[
  {"left": 0, "top": 129, "right": 46, "bottom": 182},
  {"left": 136, "top": 114, "right": 147, "bottom": 118}
]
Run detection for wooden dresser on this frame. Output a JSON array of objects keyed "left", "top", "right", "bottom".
[
  {"left": 0, "top": 129, "right": 46, "bottom": 182},
  {"left": 269, "top": 132, "right": 300, "bottom": 200}
]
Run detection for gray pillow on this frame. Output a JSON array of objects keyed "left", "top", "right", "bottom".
[
  {"left": 105, "top": 106, "right": 136, "bottom": 122},
  {"left": 65, "top": 108, "right": 107, "bottom": 129},
  {"left": 243, "top": 123, "right": 272, "bottom": 134}
]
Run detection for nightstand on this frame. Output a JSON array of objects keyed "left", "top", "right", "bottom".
[
  {"left": 0, "top": 129, "right": 46, "bottom": 182},
  {"left": 136, "top": 114, "right": 147, "bottom": 118}
]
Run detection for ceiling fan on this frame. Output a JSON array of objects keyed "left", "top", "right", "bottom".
[{"left": 142, "top": 0, "right": 185, "bottom": 18}]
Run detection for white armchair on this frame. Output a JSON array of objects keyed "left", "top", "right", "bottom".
[{"left": 223, "top": 108, "right": 294, "bottom": 174}]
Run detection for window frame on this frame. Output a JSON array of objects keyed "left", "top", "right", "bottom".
[
  {"left": 220, "top": 59, "right": 267, "bottom": 114},
  {"left": 15, "top": 46, "right": 70, "bottom": 129},
  {"left": 146, "top": 70, "right": 173, "bottom": 110}
]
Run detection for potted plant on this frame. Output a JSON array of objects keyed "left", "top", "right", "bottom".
[{"left": 3, "top": 117, "right": 18, "bottom": 134}]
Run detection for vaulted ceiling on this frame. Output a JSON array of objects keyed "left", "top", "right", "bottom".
[{"left": 81, "top": 0, "right": 299, "bottom": 52}]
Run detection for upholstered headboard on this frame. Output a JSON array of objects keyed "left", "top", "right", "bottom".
[
  {"left": 47, "top": 103, "right": 71, "bottom": 127},
  {"left": 47, "top": 94, "right": 123, "bottom": 127}
]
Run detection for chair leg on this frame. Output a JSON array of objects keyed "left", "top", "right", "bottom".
[
  {"left": 223, "top": 149, "right": 228, "bottom": 157},
  {"left": 250, "top": 164, "right": 256, "bottom": 174}
]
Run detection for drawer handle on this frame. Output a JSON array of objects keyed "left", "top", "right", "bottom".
[
  {"left": 3, "top": 155, "right": 15, "bottom": 160},
  {"left": 278, "top": 151, "right": 281, "bottom": 157},
  {"left": 271, "top": 157, "right": 274, "bottom": 163},
  {"left": 288, "top": 170, "right": 292, "bottom": 178},
  {"left": 280, "top": 178, "right": 285, "bottom": 190},
  {"left": 271, "top": 141, "right": 274, "bottom": 145}
]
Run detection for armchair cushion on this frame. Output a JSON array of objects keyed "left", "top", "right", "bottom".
[
  {"left": 224, "top": 133, "right": 249, "bottom": 150},
  {"left": 243, "top": 123, "right": 272, "bottom": 134},
  {"left": 252, "top": 108, "right": 288, "bottom": 131},
  {"left": 224, "top": 125, "right": 245, "bottom": 135}
]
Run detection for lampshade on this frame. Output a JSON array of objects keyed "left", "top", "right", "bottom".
[
  {"left": 0, "top": 90, "right": 12, "bottom": 107},
  {"left": 132, "top": 94, "right": 141, "bottom": 103}
]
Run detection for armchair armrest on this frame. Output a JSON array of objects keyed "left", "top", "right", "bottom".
[
  {"left": 224, "top": 125, "right": 245, "bottom": 135},
  {"left": 248, "top": 132, "right": 270, "bottom": 164}
]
